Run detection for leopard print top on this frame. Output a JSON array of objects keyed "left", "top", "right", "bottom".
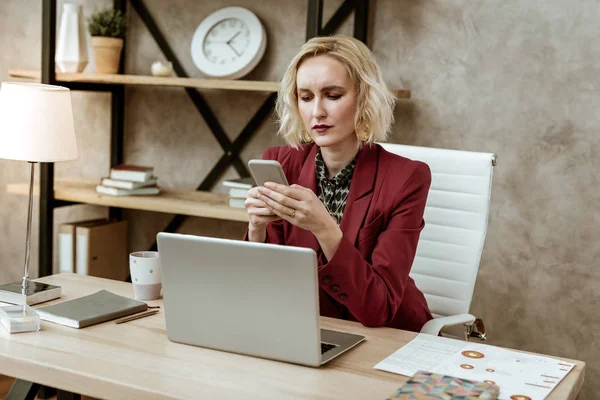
[{"left": 314, "top": 149, "right": 358, "bottom": 225}]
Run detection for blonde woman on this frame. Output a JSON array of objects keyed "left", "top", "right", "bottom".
[{"left": 244, "top": 36, "right": 432, "bottom": 332}]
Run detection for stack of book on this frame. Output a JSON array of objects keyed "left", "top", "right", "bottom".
[
  {"left": 96, "top": 164, "right": 160, "bottom": 196},
  {"left": 223, "top": 177, "right": 255, "bottom": 208}
]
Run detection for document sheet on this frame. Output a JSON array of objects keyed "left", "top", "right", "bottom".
[{"left": 374, "top": 334, "right": 575, "bottom": 400}]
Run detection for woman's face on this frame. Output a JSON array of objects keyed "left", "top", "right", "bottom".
[{"left": 296, "top": 55, "right": 358, "bottom": 150}]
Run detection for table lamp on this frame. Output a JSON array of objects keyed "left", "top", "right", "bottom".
[{"left": 0, "top": 82, "right": 78, "bottom": 305}]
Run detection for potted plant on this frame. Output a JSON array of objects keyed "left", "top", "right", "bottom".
[{"left": 88, "top": 8, "right": 127, "bottom": 74}]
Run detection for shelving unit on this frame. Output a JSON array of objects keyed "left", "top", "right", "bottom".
[
  {"left": 20, "top": 0, "right": 409, "bottom": 279},
  {"left": 8, "top": 69, "right": 411, "bottom": 98}
]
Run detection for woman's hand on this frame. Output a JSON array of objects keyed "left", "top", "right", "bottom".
[
  {"left": 256, "top": 182, "right": 331, "bottom": 232},
  {"left": 257, "top": 182, "right": 343, "bottom": 260},
  {"left": 244, "top": 187, "right": 281, "bottom": 242}
]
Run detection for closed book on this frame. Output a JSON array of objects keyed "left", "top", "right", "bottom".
[
  {"left": 76, "top": 220, "right": 128, "bottom": 280},
  {"left": 36, "top": 290, "right": 148, "bottom": 328},
  {"left": 228, "top": 198, "right": 246, "bottom": 208},
  {"left": 96, "top": 185, "right": 160, "bottom": 196},
  {"left": 109, "top": 164, "right": 154, "bottom": 182},
  {"left": 101, "top": 176, "right": 158, "bottom": 190},
  {"left": 222, "top": 176, "right": 255, "bottom": 189},
  {"left": 228, "top": 187, "right": 249, "bottom": 198}
]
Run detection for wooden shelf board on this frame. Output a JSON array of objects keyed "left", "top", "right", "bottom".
[
  {"left": 8, "top": 69, "right": 411, "bottom": 98},
  {"left": 9, "top": 69, "right": 280, "bottom": 92},
  {"left": 6, "top": 178, "right": 249, "bottom": 223}
]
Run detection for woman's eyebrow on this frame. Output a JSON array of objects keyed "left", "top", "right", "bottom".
[
  {"left": 321, "top": 85, "right": 345, "bottom": 91},
  {"left": 297, "top": 85, "right": 346, "bottom": 92}
]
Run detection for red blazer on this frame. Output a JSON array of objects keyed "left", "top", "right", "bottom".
[{"left": 256, "top": 143, "right": 433, "bottom": 332}]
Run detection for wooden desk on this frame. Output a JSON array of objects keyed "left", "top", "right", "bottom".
[{"left": 0, "top": 274, "right": 586, "bottom": 399}]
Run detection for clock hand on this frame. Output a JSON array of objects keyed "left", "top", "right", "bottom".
[
  {"left": 226, "top": 31, "right": 241, "bottom": 45},
  {"left": 227, "top": 42, "right": 241, "bottom": 57}
]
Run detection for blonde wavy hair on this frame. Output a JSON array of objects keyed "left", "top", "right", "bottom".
[{"left": 275, "top": 35, "right": 396, "bottom": 148}]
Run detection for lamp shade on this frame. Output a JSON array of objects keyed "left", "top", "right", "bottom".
[{"left": 0, "top": 82, "right": 78, "bottom": 162}]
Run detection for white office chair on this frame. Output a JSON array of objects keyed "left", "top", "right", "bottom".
[{"left": 378, "top": 143, "right": 496, "bottom": 340}]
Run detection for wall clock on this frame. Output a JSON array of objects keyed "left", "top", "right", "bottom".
[{"left": 190, "top": 7, "right": 267, "bottom": 80}]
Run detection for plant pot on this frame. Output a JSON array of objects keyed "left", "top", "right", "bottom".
[{"left": 91, "top": 37, "right": 123, "bottom": 74}]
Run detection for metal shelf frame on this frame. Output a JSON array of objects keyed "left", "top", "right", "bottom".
[{"left": 37, "top": 0, "right": 372, "bottom": 276}]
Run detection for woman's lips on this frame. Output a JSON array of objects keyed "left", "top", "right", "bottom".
[{"left": 313, "top": 125, "right": 332, "bottom": 134}]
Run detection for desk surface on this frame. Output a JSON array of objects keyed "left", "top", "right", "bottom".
[{"left": 0, "top": 274, "right": 586, "bottom": 399}]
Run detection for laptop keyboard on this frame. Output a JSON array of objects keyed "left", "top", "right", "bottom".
[{"left": 321, "top": 343, "right": 337, "bottom": 354}]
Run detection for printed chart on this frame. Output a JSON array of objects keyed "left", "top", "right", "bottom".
[{"left": 374, "top": 334, "right": 575, "bottom": 400}]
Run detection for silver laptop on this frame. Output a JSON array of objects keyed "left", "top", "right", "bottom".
[{"left": 157, "top": 232, "right": 365, "bottom": 367}]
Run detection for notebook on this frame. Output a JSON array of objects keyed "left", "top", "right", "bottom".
[{"left": 35, "top": 290, "right": 148, "bottom": 328}]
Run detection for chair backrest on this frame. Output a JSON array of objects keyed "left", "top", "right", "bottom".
[{"left": 378, "top": 143, "right": 496, "bottom": 318}]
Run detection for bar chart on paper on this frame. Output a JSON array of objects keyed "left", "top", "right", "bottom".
[{"left": 374, "top": 334, "right": 575, "bottom": 400}]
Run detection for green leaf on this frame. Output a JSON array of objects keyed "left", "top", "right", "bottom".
[{"left": 87, "top": 8, "right": 127, "bottom": 38}]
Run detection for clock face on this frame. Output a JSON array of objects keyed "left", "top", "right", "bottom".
[
  {"left": 203, "top": 18, "right": 251, "bottom": 65},
  {"left": 191, "top": 7, "right": 267, "bottom": 80}
]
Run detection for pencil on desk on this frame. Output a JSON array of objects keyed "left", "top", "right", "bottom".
[{"left": 115, "top": 309, "right": 159, "bottom": 324}]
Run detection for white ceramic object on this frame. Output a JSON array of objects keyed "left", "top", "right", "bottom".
[
  {"left": 151, "top": 61, "right": 173, "bottom": 77},
  {"left": 55, "top": 3, "right": 89, "bottom": 73},
  {"left": 129, "top": 251, "right": 162, "bottom": 300},
  {"left": 190, "top": 6, "right": 267, "bottom": 80}
]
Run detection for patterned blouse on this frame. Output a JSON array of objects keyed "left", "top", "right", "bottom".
[{"left": 315, "top": 149, "right": 359, "bottom": 225}]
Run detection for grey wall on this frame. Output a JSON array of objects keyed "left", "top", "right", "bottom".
[{"left": 0, "top": 1, "right": 597, "bottom": 398}]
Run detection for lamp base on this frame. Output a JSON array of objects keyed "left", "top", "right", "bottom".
[{"left": 0, "top": 281, "right": 61, "bottom": 305}]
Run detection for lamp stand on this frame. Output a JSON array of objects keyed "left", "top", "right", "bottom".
[{"left": 0, "top": 162, "right": 61, "bottom": 305}]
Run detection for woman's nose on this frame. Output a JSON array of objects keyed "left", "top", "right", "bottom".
[{"left": 312, "top": 99, "right": 326, "bottom": 118}]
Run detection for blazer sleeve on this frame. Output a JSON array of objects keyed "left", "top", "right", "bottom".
[
  {"left": 243, "top": 146, "right": 285, "bottom": 245},
  {"left": 317, "top": 164, "right": 431, "bottom": 327}
]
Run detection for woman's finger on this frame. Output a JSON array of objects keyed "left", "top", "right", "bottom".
[
  {"left": 263, "top": 202, "right": 293, "bottom": 223},
  {"left": 244, "top": 196, "right": 269, "bottom": 208},
  {"left": 246, "top": 187, "right": 261, "bottom": 198},
  {"left": 257, "top": 187, "right": 302, "bottom": 210},
  {"left": 247, "top": 206, "right": 276, "bottom": 216},
  {"left": 264, "top": 182, "right": 306, "bottom": 201},
  {"left": 259, "top": 194, "right": 296, "bottom": 218}
]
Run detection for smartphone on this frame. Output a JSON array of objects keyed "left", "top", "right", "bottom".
[{"left": 248, "top": 159, "right": 289, "bottom": 186}]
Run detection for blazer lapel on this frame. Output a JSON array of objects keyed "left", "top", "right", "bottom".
[
  {"left": 339, "top": 144, "right": 379, "bottom": 245},
  {"left": 292, "top": 145, "right": 320, "bottom": 251}
]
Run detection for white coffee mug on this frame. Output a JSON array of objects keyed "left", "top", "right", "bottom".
[{"left": 130, "top": 251, "right": 162, "bottom": 300}]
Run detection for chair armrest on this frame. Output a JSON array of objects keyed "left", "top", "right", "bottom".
[{"left": 420, "top": 313, "right": 476, "bottom": 336}]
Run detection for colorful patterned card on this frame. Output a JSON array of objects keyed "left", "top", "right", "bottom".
[{"left": 387, "top": 370, "right": 500, "bottom": 400}]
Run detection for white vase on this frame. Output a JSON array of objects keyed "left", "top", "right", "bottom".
[{"left": 55, "top": 3, "right": 88, "bottom": 73}]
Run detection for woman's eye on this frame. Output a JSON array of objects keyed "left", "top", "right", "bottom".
[
  {"left": 300, "top": 96, "right": 313, "bottom": 102},
  {"left": 327, "top": 94, "right": 342, "bottom": 100}
]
